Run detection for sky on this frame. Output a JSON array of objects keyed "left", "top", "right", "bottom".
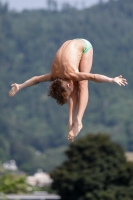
[{"left": 0, "top": 0, "right": 108, "bottom": 11}]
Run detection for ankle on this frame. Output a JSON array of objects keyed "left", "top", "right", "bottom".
[
  {"left": 75, "top": 118, "right": 82, "bottom": 125},
  {"left": 69, "top": 121, "right": 74, "bottom": 127}
]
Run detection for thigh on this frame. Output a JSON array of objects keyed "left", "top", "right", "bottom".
[{"left": 79, "top": 48, "right": 93, "bottom": 73}]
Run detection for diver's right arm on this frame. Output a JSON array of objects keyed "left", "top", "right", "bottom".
[{"left": 9, "top": 73, "right": 52, "bottom": 97}]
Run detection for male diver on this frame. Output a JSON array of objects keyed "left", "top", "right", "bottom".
[{"left": 9, "top": 39, "right": 128, "bottom": 142}]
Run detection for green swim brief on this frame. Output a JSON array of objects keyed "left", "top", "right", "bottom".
[{"left": 75, "top": 38, "right": 93, "bottom": 53}]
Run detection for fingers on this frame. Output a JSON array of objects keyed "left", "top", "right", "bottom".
[
  {"left": 11, "top": 83, "right": 16, "bottom": 87},
  {"left": 118, "top": 76, "right": 128, "bottom": 86},
  {"left": 118, "top": 79, "right": 128, "bottom": 86},
  {"left": 9, "top": 89, "right": 14, "bottom": 97},
  {"left": 9, "top": 86, "right": 16, "bottom": 97},
  {"left": 119, "top": 75, "right": 128, "bottom": 83},
  {"left": 9, "top": 89, "right": 12, "bottom": 96},
  {"left": 9, "top": 83, "right": 19, "bottom": 97},
  {"left": 117, "top": 82, "right": 122, "bottom": 86},
  {"left": 120, "top": 82, "right": 126, "bottom": 86},
  {"left": 122, "top": 78, "right": 128, "bottom": 85}
]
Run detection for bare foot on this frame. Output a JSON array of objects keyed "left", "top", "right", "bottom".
[
  {"left": 9, "top": 83, "right": 20, "bottom": 97},
  {"left": 68, "top": 120, "right": 83, "bottom": 142},
  {"left": 68, "top": 132, "right": 75, "bottom": 142}
]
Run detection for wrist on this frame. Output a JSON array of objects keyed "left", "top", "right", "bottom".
[
  {"left": 19, "top": 84, "right": 23, "bottom": 90},
  {"left": 111, "top": 78, "right": 114, "bottom": 83}
]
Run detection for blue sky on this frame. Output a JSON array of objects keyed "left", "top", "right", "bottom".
[{"left": 1, "top": 0, "right": 108, "bottom": 11}]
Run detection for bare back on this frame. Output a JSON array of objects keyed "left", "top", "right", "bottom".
[{"left": 50, "top": 39, "right": 84, "bottom": 80}]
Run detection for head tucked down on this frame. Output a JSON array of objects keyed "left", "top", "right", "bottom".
[{"left": 48, "top": 78, "right": 72, "bottom": 105}]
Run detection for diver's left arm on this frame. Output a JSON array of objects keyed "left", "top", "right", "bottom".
[{"left": 70, "top": 72, "right": 128, "bottom": 86}]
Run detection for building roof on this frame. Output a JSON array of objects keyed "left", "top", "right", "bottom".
[{"left": 125, "top": 152, "right": 133, "bottom": 162}]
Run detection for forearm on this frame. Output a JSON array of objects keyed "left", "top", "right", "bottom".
[
  {"left": 91, "top": 74, "right": 113, "bottom": 83},
  {"left": 71, "top": 72, "right": 113, "bottom": 83},
  {"left": 19, "top": 76, "right": 39, "bottom": 90},
  {"left": 73, "top": 72, "right": 127, "bottom": 86},
  {"left": 9, "top": 73, "right": 52, "bottom": 97}
]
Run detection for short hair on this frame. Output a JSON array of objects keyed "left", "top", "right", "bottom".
[{"left": 48, "top": 78, "right": 71, "bottom": 106}]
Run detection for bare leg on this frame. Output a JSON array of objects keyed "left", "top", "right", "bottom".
[
  {"left": 68, "top": 48, "right": 93, "bottom": 141},
  {"left": 68, "top": 82, "right": 78, "bottom": 142}
]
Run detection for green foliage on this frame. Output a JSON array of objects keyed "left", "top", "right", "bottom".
[
  {"left": 0, "top": 173, "right": 28, "bottom": 194},
  {"left": 0, "top": 0, "right": 133, "bottom": 173},
  {"left": 0, "top": 163, "right": 6, "bottom": 175},
  {"left": 51, "top": 134, "right": 133, "bottom": 200}
]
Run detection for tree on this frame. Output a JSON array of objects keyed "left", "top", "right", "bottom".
[
  {"left": 61, "top": 3, "right": 73, "bottom": 11},
  {"left": 51, "top": 134, "right": 133, "bottom": 200},
  {"left": 0, "top": 0, "right": 133, "bottom": 173},
  {"left": 0, "top": 173, "right": 28, "bottom": 194},
  {"left": 47, "top": 0, "right": 58, "bottom": 11}
]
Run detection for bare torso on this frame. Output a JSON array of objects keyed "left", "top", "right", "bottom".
[{"left": 50, "top": 39, "right": 84, "bottom": 80}]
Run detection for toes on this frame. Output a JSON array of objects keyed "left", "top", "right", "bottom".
[{"left": 68, "top": 134, "right": 75, "bottom": 142}]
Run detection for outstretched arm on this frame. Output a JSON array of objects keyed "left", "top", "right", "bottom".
[
  {"left": 70, "top": 73, "right": 128, "bottom": 86},
  {"left": 9, "top": 73, "right": 52, "bottom": 97}
]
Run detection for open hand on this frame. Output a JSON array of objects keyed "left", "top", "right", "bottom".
[
  {"left": 9, "top": 83, "right": 20, "bottom": 97},
  {"left": 113, "top": 75, "right": 128, "bottom": 86}
]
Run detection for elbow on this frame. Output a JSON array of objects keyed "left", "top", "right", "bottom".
[
  {"left": 34, "top": 76, "right": 39, "bottom": 84},
  {"left": 90, "top": 74, "right": 97, "bottom": 82}
]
